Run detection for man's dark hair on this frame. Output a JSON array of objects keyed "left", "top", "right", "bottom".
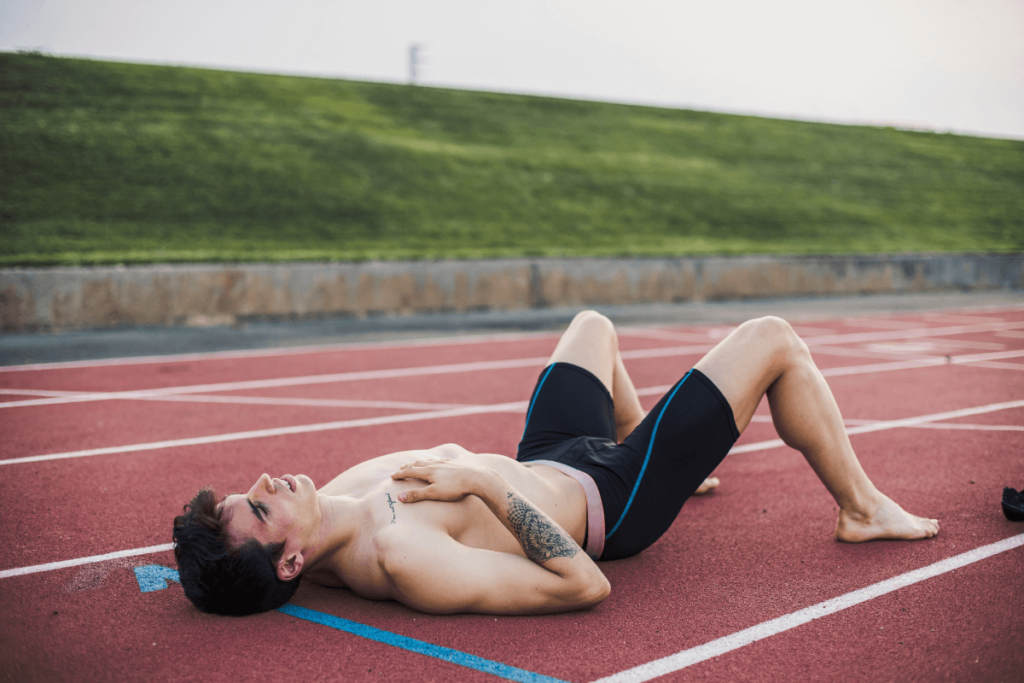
[{"left": 172, "top": 488, "right": 301, "bottom": 616}]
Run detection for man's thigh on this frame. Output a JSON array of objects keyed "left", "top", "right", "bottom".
[
  {"left": 693, "top": 317, "right": 791, "bottom": 433},
  {"left": 546, "top": 312, "right": 617, "bottom": 394}
]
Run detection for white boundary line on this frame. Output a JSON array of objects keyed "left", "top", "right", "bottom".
[
  {"left": 4, "top": 396, "right": 1021, "bottom": 467},
  {"left": 814, "top": 349, "right": 1024, "bottom": 378},
  {"left": 131, "top": 395, "right": 480, "bottom": 411},
  {"left": 841, "top": 318, "right": 930, "bottom": 330},
  {"left": 805, "top": 345, "right": 935, "bottom": 362},
  {"left": 0, "top": 388, "right": 97, "bottom": 398},
  {"left": 2, "top": 341, "right": 1022, "bottom": 412},
  {"left": 749, "top": 414, "right": 1024, "bottom": 431},
  {"left": 728, "top": 399, "right": 1024, "bottom": 454},
  {"left": 3, "top": 528, "right": 1021, "bottom": 683},
  {"left": 881, "top": 337, "right": 1009, "bottom": 351},
  {"left": 0, "top": 355, "right": 561, "bottom": 409},
  {"left": 1, "top": 316, "right": 1020, "bottom": 376},
  {"left": 0, "top": 388, "right": 498, "bottom": 411},
  {"left": 592, "top": 533, "right": 1024, "bottom": 683},
  {"left": 842, "top": 417, "right": 1024, "bottom": 432},
  {"left": 0, "top": 543, "right": 175, "bottom": 579},
  {"left": 618, "top": 329, "right": 717, "bottom": 344},
  {"left": 920, "top": 313, "right": 1009, "bottom": 324},
  {"left": 0, "top": 346, "right": 716, "bottom": 410},
  {"left": 969, "top": 361, "right": 1024, "bottom": 371},
  {"left": 0, "top": 401, "right": 529, "bottom": 466},
  {"left": 888, "top": 422, "right": 1024, "bottom": 432},
  {"left": 801, "top": 320, "right": 1024, "bottom": 346}
]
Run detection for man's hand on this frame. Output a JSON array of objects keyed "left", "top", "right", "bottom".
[{"left": 391, "top": 458, "right": 496, "bottom": 503}]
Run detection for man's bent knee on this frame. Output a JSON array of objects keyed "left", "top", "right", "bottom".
[
  {"left": 745, "top": 316, "right": 809, "bottom": 365},
  {"left": 568, "top": 310, "right": 618, "bottom": 344}
]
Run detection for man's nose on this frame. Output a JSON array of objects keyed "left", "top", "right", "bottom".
[{"left": 256, "top": 473, "right": 275, "bottom": 494}]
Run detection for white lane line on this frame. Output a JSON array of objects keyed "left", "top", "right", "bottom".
[
  {"left": 808, "top": 345, "right": 935, "bottom": 362},
  {"left": 4, "top": 340, "right": 1020, "bottom": 413},
  {"left": 895, "top": 423, "right": 1024, "bottom": 432},
  {"left": 129, "top": 394, "right": 480, "bottom": 411},
  {"left": 5, "top": 393, "right": 1021, "bottom": 468},
  {"left": 592, "top": 533, "right": 1024, "bottom": 683},
  {"left": 1, "top": 316, "right": 1020, "bottom": 386},
  {"left": 921, "top": 314, "right": 1007, "bottom": 324},
  {"left": 0, "top": 345, "right": 712, "bottom": 410},
  {"left": 0, "top": 401, "right": 529, "bottom": 466},
  {"left": 635, "top": 385, "right": 674, "bottom": 397},
  {"left": 728, "top": 399, "right": 1024, "bottom": 454},
  {"left": 969, "top": 361, "right": 1024, "bottom": 372},
  {"left": 842, "top": 318, "right": 928, "bottom": 329},
  {"left": 842, "top": 417, "right": 1024, "bottom": 432},
  {"left": 4, "top": 320, "right": 1023, "bottom": 412},
  {"left": 0, "top": 355, "right": 558, "bottom": 409},
  {"left": 816, "top": 349, "right": 1024, "bottom": 378},
  {"left": 787, "top": 326, "right": 837, "bottom": 336},
  {"left": 740, "top": 415, "right": 1024, "bottom": 432},
  {"left": 0, "top": 543, "right": 175, "bottom": 580},
  {"left": 619, "top": 329, "right": 717, "bottom": 344},
  {"left": 896, "top": 337, "right": 1008, "bottom": 351},
  {"left": 0, "top": 388, "right": 96, "bottom": 397},
  {"left": 0, "top": 330, "right": 564, "bottom": 373},
  {"left": 801, "top": 320, "right": 1024, "bottom": 346}
]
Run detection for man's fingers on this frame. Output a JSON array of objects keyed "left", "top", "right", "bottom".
[
  {"left": 399, "top": 486, "right": 437, "bottom": 503},
  {"left": 392, "top": 464, "right": 433, "bottom": 480},
  {"left": 399, "top": 487, "right": 427, "bottom": 502}
]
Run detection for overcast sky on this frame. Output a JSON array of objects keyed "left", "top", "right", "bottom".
[{"left": 3, "top": 0, "right": 1022, "bottom": 139}]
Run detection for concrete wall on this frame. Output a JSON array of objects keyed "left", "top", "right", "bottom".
[{"left": 1, "top": 253, "right": 1021, "bottom": 333}]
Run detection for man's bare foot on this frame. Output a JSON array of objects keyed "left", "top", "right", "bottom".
[
  {"left": 694, "top": 477, "right": 720, "bottom": 496},
  {"left": 835, "top": 492, "right": 939, "bottom": 542}
]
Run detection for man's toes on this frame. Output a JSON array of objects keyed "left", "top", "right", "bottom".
[{"left": 694, "top": 477, "right": 720, "bottom": 495}]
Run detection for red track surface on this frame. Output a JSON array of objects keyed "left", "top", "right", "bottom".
[{"left": 2, "top": 307, "right": 1023, "bottom": 682}]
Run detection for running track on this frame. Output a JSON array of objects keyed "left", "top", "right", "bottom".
[{"left": 1, "top": 306, "right": 1022, "bottom": 682}]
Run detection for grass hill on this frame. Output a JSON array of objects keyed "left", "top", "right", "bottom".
[{"left": 1, "top": 52, "right": 1021, "bottom": 266}]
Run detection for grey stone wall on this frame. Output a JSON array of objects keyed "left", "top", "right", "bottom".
[{"left": 1, "top": 253, "right": 1021, "bottom": 332}]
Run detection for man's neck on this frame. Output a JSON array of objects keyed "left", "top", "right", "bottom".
[{"left": 301, "top": 494, "right": 359, "bottom": 574}]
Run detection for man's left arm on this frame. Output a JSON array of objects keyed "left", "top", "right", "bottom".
[{"left": 387, "top": 459, "right": 610, "bottom": 614}]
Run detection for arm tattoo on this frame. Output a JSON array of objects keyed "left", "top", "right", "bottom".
[
  {"left": 385, "top": 493, "right": 397, "bottom": 524},
  {"left": 506, "top": 491, "right": 579, "bottom": 563}
]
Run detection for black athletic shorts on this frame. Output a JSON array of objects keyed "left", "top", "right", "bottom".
[{"left": 516, "top": 362, "right": 739, "bottom": 561}]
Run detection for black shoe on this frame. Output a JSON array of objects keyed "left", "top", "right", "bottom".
[{"left": 1002, "top": 488, "right": 1024, "bottom": 522}]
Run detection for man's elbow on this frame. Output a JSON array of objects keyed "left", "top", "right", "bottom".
[{"left": 577, "top": 573, "right": 611, "bottom": 608}]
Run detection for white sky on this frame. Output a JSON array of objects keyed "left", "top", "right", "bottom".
[{"left": 2, "top": 0, "right": 1022, "bottom": 139}]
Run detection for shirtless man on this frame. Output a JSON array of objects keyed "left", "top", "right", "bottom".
[{"left": 173, "top": 312, "right": 939, "bottom": 616}]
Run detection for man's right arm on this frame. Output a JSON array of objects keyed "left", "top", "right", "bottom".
[{"left": 385, "top": 460, "right": 610, "bottom": 615}]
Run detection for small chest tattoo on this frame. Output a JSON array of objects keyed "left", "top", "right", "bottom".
[{"left": 385, "top": 493, "right": 397, "bottom": 524}]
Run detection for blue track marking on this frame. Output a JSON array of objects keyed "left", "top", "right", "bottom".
[
  {"left": 606, "top": 369, "right": 693, "bottom": 539},
  {"left": 278, "top": 604, "right": 568, "bottom": 683},
  {"left": 135, "top": 568, "right": 565, "bottom": 681},
  {"left": 134, "top": 565, "right": 181, "bottom": 593},
  {"left": 522, "top": 363, "right": 557, "bottom": 439}
]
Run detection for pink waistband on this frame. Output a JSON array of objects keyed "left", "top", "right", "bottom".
[{"left": 527, "top": 460, "right": 605, "bottom": 560}]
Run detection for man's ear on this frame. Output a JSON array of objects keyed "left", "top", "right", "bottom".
[{"left": 276, "top": 551, "right": 304, "bottom": 582}]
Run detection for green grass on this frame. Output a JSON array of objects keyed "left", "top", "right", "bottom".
[{"left": 1, "top": 52, "right": 1021, "bottom": 267}]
